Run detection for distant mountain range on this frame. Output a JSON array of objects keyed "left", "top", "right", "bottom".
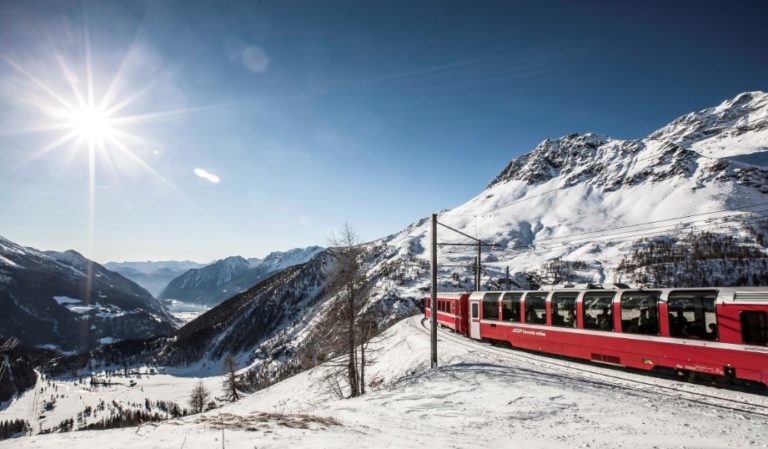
[
  {"left": 158, "top": 247, "right": 324, "bottom": 306},
  {"left": 0, "top": 236, "right": 179, "bottom": 352},
  {"left": 103, "top": 260, "right": 207, "bottom": 297}
]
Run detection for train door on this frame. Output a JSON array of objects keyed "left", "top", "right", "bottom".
[{"left": 469, "top": 298, "right": 481, "bottom": 340}]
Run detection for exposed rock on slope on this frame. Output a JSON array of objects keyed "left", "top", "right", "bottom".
[{"left": 0, "top": 236, "right": 178, "bottom": 352}]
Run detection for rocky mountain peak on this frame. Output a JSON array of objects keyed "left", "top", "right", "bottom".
[
  {"left": 489, "top": 92, "right": 768, "bottom": 192},
  {"left": 489, "top": 132, "right": 614, "bottom": 187},
  {"left": 648, "top": 90, "right": 768, "bottom": 150}
]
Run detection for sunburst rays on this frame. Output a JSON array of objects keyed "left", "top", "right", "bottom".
[{"left": 0, "top": 18, "right": 202, "bottom": 268}]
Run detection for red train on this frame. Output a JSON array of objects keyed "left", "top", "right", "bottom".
[{"left": 425, "top": 286, "right": 768, "bottom": 386}]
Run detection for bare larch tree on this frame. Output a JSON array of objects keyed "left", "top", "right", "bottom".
[
  {"left": 222, "top": 353, "right": 240, "bottom": 402},
  {"left": 188, "top": 380, "right": 210, "bottom": 414}
]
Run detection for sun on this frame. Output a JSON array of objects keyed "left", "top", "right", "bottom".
[
  {"left": 0, "top": 27, "right": 204, "bottom": 204},
  {"left": 68, "top": 104, "right": 115, "bottom": 144}
]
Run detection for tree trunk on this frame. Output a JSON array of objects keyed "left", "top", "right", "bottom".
[
  {"left": 360, "top": 343, "right": 365, "bottom": 395},
  {"left": 347, "top": 284, "right": 359, "bottom": 397}
]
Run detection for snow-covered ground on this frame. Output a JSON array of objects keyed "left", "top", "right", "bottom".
[
  {"left": 0, "top": 366, "right": 225, "bottom": 435},
  {"left": 164, "top": 300, "right": 210, "bottom": 323},
  {"left": 3, "top": 316, "right": 767, "bottom": 448}
]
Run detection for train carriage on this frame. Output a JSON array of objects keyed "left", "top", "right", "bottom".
[
  {"left": 427, "top": 286, "right": 768, "bottom": 386},
  {"left": 423, "top": 292, "right": 469, "bottom": 335}
]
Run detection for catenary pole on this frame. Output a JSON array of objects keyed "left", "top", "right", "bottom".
[
  {"left": 476, "top": 242, "right": 481, "bottom": 290},
  {"left": 431, "top": 213, "right": 438, "bottom": 368}
]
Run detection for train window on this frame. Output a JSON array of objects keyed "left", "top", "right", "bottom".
[
  {"left": 524, "top": 293, "right": 547, "bottom": 325},
  {"left": 667, "top": 291, "right": 718, "bottom": 340},
  {"left": 620, "top": 291, "right": 660, "bottom": 335},
  {"left": 471, "top": 302, "right": 479, "bottom": 319},
  {"left": 583, "top": 292, "right": 615, "bottom": 331},
  {"left": 482, "top": 293, "right": 501, "bottom": 320},
  {"left": 502, "top": 292, "right": 522, "bottom": 322},
  {"left": 551, "top": 293, "right": 577, "bottom": 328},
  {"left": 741, "top": 311, "right": 768, "bottom": 345}
]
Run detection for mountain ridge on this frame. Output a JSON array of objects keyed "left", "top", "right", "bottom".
[
  {"left": 158, "top": 246, "right": 324, "bottom": 306},
  {"left": 0, "top": 235, "right": 179, "bottom": 352}
]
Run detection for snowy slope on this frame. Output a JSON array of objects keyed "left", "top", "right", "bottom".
[
  {"left": 649, "top": 91, "right": 768, "bottom": 160},
  {"left": 0, "top": 236, "right": 179, "bottom": 352},
  {"left": 4, "top": 316, "right": 767, "bottom": 448}
]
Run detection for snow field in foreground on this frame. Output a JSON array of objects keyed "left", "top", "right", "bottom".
[{"left": 3, "top": 316, "right": 768, "bottom": 448}]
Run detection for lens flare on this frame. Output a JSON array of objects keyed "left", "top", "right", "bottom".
[{"left": 68, "top": 105, "right": 114, "bottom": 143}]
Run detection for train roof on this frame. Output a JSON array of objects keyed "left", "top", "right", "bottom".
[{"left": 465, "top": 286, "right": 768, "bottom": 304}]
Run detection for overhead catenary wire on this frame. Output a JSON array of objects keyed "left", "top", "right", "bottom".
[
  {"left": 509, "top": 211, "right": 768, "bottom": 253},
  {"left": 522, "top": 202, "right": 768, "bottom": 244},
  {"left": 438, "top": 202, "right": 768, "bottom": 252},
  {"left": 431, "top": 210, "right": 768, "bottom": 265}
]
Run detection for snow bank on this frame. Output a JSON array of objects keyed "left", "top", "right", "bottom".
[{"left": 6, "top": 316, "right": 767, "bottom": 448}]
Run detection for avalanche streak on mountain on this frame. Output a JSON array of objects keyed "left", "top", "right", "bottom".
[
  {"left": 158, "top": 247, "right": 324, "bottom": 306},
  {"left": 0, "top": 236, "right": 179, "bottom": 352}
]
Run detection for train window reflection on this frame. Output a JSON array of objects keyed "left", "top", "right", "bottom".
[
  {"left": 583, "top": 292, "right": 615, "bottom": 331},
  {"left": 502, "top": 292, "right": 522, "bottom": 322},
  {"left": 620, "top": 291, "right": 660, "bottom": 335},
  {"left": 667, "top": 291, "right": 718, "bottom": 340},
  {"left": 524, "top": 293, "right": 547, "bottom": 325},
  {"left": 482, "top": 293, "right": 501, "bottom": 320},
  {"left": 551, "top": 293, "right": 577, "bottom": 328},
  {"left": 741, "top": 311, "right": 768, "bottom": 345}
]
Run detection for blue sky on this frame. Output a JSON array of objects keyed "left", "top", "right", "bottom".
[{"left": 1, "top": 0, "right": 767, "bottom": 263}]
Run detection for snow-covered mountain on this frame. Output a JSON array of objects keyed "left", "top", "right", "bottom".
[
  {"left": 103, "top": 260, "right": 206, "bottom": 297},
  {"left": 44, "top": 92, "right": 768, "bottom": 389},
  {"left": 158, "top": 247, "right": 323, "bottom": 306},
  {"left": 209, "top": 91, "right": 768, "bottom": 370},
  {"left": 0, "top": 236, "right": 179, "bottom": 352}
]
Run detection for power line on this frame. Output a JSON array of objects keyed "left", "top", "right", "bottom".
[
  {"left": 438, "top": 202, "right": 768, "bottom": 255},
  {"left": 437, "top": 221, "right": 495, "bottom": 247},
  {"left": 433, "top": 212, "right": 768, "bottom": 262},
  {"left": 528, "top": 203, "right": 768, "bottom": 243},
  {"left": 498, "top": 217, "right": 768, "bottom": 261},
  {"left": 520, "top": 211, "right": 768, "bottom": 252}
]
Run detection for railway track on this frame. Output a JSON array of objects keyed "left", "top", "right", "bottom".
[{"left": 416, "top": 318, "right": 768, "bottom": 419}]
